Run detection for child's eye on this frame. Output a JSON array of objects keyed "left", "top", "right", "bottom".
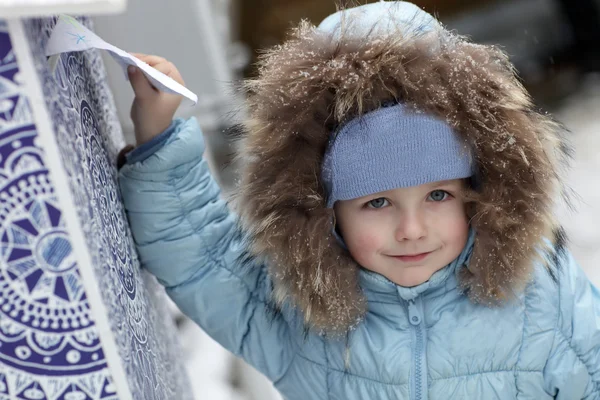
[
  {"left": 367, "top": 198, "right": 389, "bottom": 209},
  {"left": 427, "top": 190, "right": 450, "bottom": 202}
]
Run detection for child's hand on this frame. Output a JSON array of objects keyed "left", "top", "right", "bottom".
[{"left": 127, "top": 54, "right": 185, "bottom": 145}]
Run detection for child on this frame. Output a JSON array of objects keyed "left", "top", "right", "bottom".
[{"left": 118, "top": 2, "right": 600, "bottom": 399}]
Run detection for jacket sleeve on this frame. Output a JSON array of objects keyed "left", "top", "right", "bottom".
[
  {"left": 118, "top": 117, "right": 296, "bottom": 382},
  {"left": 543, "top": 250, "right": 600, "bottom": 399}
]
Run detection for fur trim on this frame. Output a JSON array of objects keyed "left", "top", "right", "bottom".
[{"left": 229, "top": 18, "right": 571, "bottom": 335}]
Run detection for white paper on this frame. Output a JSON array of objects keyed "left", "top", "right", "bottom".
[{"left": 45, "top": 15, "right": 198, "bottom": 105}]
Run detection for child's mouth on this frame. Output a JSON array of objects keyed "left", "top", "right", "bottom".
[{"left": 391, "top": 252, "right": 432, "bottom": 262}]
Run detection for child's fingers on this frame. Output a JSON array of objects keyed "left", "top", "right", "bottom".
[
  {"left": 127, "top": 66, "right": 156, "bottom": 99},
  {"left": 131, "top": 53, "right": 168, "bottom": 67},
  {"left": 128, "top": 54, "right": 185, "bottom": 85},
  {"left": 151, "top": 61, "right": 185, "bottom": 86}
]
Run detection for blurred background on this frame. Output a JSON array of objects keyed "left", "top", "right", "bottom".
[{"left": 93, "top": 0, "right": 600, "bottom": 399}]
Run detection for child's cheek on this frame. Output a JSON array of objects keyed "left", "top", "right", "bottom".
[
  {"left": 442, "top": 207, "right": 470, "bottom": 247},
  {"left": 347, "top": 230, "right": 381, "bottom": 264}
]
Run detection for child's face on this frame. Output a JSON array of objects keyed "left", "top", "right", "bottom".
[{"left": 334, "top": 179, "right": 469, "bottom": 287}]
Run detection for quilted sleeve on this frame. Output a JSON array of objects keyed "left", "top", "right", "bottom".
[
  {"left": 543, "top": 249, "right": 600, "bottom": 399},
  {"left": 118, "top": 117, "right": 296, "bottom": 382}
]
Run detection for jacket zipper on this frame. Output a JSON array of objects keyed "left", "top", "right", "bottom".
[{"left": 408, "top": 298, "right": 427, "bottom": 400}]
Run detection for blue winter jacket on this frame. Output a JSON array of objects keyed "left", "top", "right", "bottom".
[{"left": 118, "top": 117, "right": 600, "bottom": 400}]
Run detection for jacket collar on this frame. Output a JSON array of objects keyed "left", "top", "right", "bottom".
[{"left": 358, "top": 229, "right": 475, "bottom": 302}]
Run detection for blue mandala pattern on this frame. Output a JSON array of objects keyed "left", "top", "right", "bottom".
[
  {"left": 0, "top": 16, "right": 191, "bottom": 400},
  {"left": 0, "top": 19, "right": 117, "bottom": 400},
  {"left": 26, "top": 16, "right": 192, "bottom": 400}
]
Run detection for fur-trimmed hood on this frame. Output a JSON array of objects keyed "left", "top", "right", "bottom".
[{"left": 229, "top": 4, "right": 571, "bottom": 335}]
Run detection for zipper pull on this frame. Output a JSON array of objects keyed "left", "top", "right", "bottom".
[{"left": 408, "top": 299, "right": 421, "bottom": 326}]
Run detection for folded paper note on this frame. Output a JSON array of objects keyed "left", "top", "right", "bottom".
[{"left": 46, "top": 15, "right": 198, "bottom": 105}]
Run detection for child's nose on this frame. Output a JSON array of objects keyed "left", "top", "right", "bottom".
[{"left": 395, "top": 211, "right": 427, "bottom": 241}]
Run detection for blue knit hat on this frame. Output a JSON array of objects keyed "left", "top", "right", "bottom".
[
  {"left": 321, "top": 103, "right": 474, "bottom": 208},
  {"left": 318, "top": 2, "right": 473, "bottom": 207}
]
